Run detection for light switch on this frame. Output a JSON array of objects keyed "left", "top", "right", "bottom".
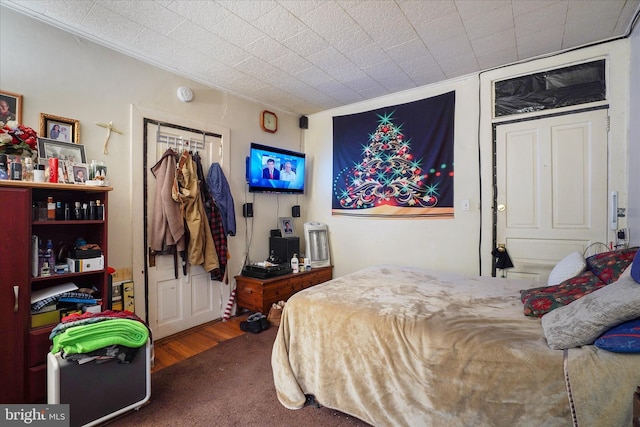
[{"left": 462, "top": 199, "right": 470, "bottom": 212}]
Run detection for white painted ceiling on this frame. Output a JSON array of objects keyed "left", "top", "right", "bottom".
[{"left": 3, "top": 0, "right": 639, "bottom": 115}]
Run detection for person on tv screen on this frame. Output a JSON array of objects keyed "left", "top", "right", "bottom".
[
  {"left": 262, "top": 158, "right": 279, "bottom": 180},
  {"left": 280, "top": 161, "right": 297, "bottom": 182}
]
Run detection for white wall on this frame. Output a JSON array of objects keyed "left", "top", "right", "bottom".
[
  {"left": 628, "top": 23, "right": 640, "bottom": 246},
  {"left": 0, "top": 7, "right": 307, "bottom": 317},
  {"left": 305, "top": 40, "right": 633, "bottom": 278},
  {"left": 2, "top": 6, "right": 637, "bottom": 311},
  {"left": 305, "top": 78, "right": 481, "bottom": 278}
]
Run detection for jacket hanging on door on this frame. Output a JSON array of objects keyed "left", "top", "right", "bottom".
[
  {"left": 193, "top": 153, "right": 227, "bottom": 281},
  {"left": 206, "top": 163, "right": 236, "bottom": 236},
  {"left": 150, "top": 148, "right": 185, "bottom": 253},
  {"left": 172, "top": 150, "right": 219, "bottom": 273}
]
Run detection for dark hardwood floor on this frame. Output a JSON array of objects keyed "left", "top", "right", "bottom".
[{"left": 151, "top": 313, "right": 249, "bottom": 373}]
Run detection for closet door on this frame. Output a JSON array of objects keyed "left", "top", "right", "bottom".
[
  {"left": 145, "top": 122, "right": 224, "bottom": 340},
  {"left": 0, "top": 187, "right": 29, "bottom": 402}
]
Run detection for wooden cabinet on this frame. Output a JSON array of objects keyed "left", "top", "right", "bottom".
[
  {"left": 0, "top": 181, "right": 111, "bottom": 403},
  {"left": 235, "top": 266, "right": 333, "bottom": 314}
]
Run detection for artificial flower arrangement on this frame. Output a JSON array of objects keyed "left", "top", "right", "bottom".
[{"left": 0, "top": 120, "right": 38, "bottom": 157}]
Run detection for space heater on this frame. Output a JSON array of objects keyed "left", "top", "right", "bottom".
[{"left": 304, "top": 221, "right": 331, "bottom": 268}]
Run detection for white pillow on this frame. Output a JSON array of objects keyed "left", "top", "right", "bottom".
[
  {"left": 541, "top": 273, "right": 640, "bottom": 350},
  {"left": 547, "top": 251, "right": 586, "bottom": 286}
]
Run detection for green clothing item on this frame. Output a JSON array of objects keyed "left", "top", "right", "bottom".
[{"left": 51, "top": 318, "right": 149, "bottom": 355}]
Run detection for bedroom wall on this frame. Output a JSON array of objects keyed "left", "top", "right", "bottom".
[
  {"left": 305, "top": 39, "right": 632, "bottom": 278},
  {"left": 2, "top": 6, "right": 637, "bottom": 302},
  {"left": 628, "top": 22, "right": 640, "bottom": 247},
  {"left": 0, "top": 7, "right": 307, "bottom": 314}
]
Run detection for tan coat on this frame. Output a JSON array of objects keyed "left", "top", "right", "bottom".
[
  {"left": 150, "top": 149, "right": 185, "bottom": 252},
  {"left": 172, "top": 151, "right": 219, "bottom": 272}
]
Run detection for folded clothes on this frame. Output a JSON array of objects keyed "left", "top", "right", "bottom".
[{"left": 51, "top": 318, "right": 149, "bottom": 355}]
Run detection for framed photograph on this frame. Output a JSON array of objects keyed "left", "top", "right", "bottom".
[
  {"left": 72, "top": 164, "right": 88, "bottom": 184},
  {"left": 39, "top": 113, "right": 80, "bottom": 143},
  {"left": 0, "top": 90, "right": 22, "bottom": 124},
  {"left": 37, "top": 137, "right": 86, "bottom": 163},
  {"left": 279, "top": 217, "right": 295, "bottom": 236},
  {"left": 59, "top": 160, "right": 74, "bottom": 184}
]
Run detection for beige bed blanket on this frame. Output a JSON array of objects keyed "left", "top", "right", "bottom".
[{"left": 272, "top": 265, "right": 640, "bottom": 426}]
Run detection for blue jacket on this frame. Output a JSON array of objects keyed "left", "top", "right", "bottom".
[{"left": 206, "top": 163, "right": 236, "bottom": 236}]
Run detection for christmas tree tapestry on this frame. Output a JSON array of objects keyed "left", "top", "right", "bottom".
[{"left": 332, "top": 91, "right": 455, "bottom": 218}]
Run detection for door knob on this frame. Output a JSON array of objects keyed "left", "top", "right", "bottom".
[{"left": 497, "top": 204, "right": 506, "bottom": 212}]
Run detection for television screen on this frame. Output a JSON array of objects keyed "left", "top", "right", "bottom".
[{"left": 247, "top": 143, "right": 306, "bottom": 194}]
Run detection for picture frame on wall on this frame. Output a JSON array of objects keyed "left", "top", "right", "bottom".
[
  {"left": 279, "top": 217, "right": 295, "bottom": 236},
  {"left": 37, "top": 137, "right": 86, "bottom": 163},
  {"left": 0, "top": 90, "right": 22, "bottom": 124},
  {"left": 39, "top": 113, "right": 80, "bottom": 143}
]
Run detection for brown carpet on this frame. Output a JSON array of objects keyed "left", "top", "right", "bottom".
[{"left": 105, "top": 327, "right": 371, "bottom": 426}]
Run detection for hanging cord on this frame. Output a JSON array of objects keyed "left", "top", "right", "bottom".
[{"left": 583, "top": 242, "right": 609, "bottom": 257}]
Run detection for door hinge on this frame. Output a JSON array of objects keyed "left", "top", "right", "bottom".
[{"left": 606, "top": 115, "right": 610, "bottom": 132}]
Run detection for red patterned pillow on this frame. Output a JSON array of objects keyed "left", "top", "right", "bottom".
[
  {"left": 586, "top": 247, "right": 638, "bottom": 284},
  {"left": 520, "top": 271, "right": 605, "bottom": 317}
]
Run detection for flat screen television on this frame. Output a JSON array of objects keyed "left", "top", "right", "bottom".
[{"left": 247, "top": 142, "right": 306, "bottom": 194}]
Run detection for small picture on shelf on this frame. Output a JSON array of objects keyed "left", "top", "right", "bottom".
[
  {"left": 59, "top": 160, "right": 73, "bottom": 184},
  {"left": 279, "top": 217, "right": 294, "bottom": 236},
  {"left": 73, "top": 164, "right": 88, "bottom": 184}
]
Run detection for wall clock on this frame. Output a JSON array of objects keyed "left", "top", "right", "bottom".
[{"left": 261, "top": 110, "right": 278, "bottom": 133}]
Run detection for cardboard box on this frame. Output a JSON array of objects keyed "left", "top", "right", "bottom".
[
  {"left": 67, "top": 255, "right": 104, "bottom": 273},
  {"left": 31, "top": 310, "right": 61, "bottom": 328},
  {"left": 122, "top": 281, "right": 135, "bottom": 312}
]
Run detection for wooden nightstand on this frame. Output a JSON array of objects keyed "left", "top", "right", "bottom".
[{"left": 235, "top": 266, "right": 332, "bottom": 314}]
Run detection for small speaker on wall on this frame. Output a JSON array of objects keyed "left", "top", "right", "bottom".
[
  {"left": 292, "top": 205, "right": 301, "bottom": 217},
  {"left": 299, "top": 116, "right": 308, "bottom": 129},
  {"left": 242, "top": 203, "right": 253, "bottom": 217}
]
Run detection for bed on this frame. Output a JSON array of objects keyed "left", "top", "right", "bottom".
[{"left": 271, "top": 263, "right": 640, "bottom": 426}]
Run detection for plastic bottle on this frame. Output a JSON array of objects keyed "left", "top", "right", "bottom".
[
  {"left": 10, "top": 158, "right": 22, "bottom": 180},
  {"left": 46, "top": 239, "right": 56, "bottom": 269},
  {"left": 96, "top": 200, "right": 103, "bottom": 220},
  {"left": 33, "top": 164, "right": 45, "bottom": 182},
  {"left": 291, "top": 253, "right": 299, "bottom": 273},
  {"left": 0, "top": 154, "right": 8, "bottom": 180},
  {"left": 47, "top": 197, "right": 56, "bottom": 220},
  {"left": 74, "top": 201, "right": 82, "bottom": 220},
  {"left": 23, "top": 157, "right": 33, "bottom": 182}
]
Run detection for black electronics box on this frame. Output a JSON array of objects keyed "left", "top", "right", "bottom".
[
  {"left": 242, "top": 263, "right": 292, "bottom": 279},
  {"left": 69, "top": 248, "right": 103, "bottom": 259},
  {"left": 269, "top": 236, "right": 299, "bottom": 264}
]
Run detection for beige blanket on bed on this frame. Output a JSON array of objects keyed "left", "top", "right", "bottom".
[{"left": 272, "top": 265, "right": 640, "bottom": 426}]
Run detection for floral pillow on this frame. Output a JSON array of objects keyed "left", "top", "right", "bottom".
[
  {"left": 585, "top": 247, "right": 638, "bottom": 284},
  {"left": 520, "top": 271, "right": 605, "bottom": 317}
]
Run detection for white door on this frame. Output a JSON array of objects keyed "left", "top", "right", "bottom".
[
  {"left": 495, "top": 109, "right": 609, "bottom": 282},
  {"left": 146, "top": 122, "right": 224, "bottom": 339}
]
